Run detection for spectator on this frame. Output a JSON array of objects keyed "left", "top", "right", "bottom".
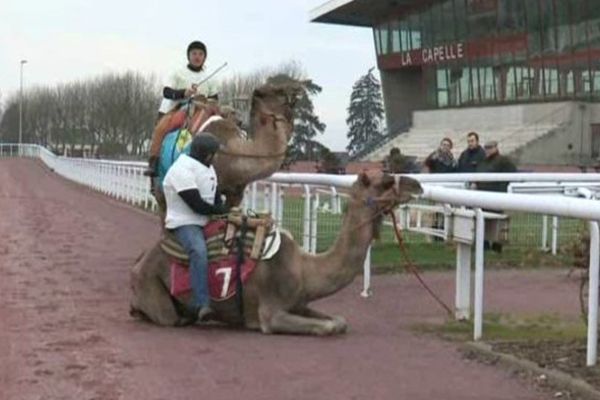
[
  {"left": 424, "top": 138, "right": 456, "bottom": 240},
  {"left": 386, "top": 147, "right": 411, "bottom": 173},
  {"left": 458, "top": 131, "right": 486, "bottom": 173},
  {"left": 476, "top": 141, "right": 517, "bottom": 192},
  {"left": 476, "top": 141, "right": 517, "bottom": 253},
  {"left": 425, "top": 137, "right": 456, "bottom": 173}
]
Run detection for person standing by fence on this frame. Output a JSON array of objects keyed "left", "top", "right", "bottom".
[
  {"left": 425, "top": 138, "right": 456, "bottom": 239},
  {"left": 458, "top": 132, "right": 486, "bottom": 173},
  {"left": 425, "top": 138, "right": 456, "bottom": 173},
  {"left": 476, "top": 141, "right": 517, "bottom": 253}
]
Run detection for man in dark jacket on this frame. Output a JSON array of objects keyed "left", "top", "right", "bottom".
[
  {"left": 475, "top": 141, "right": 517, "bottom": 253},
  {"left": 476, "top": 141, "right": 517, "bottom": 192},
  {"left": 458, "top": 132, "right": 486, "bottom": 173},
  {"left": 386, "top": 147, "right": 411, "bottom": 173}
]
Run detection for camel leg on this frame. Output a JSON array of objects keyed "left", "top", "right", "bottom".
[
  {"left": 259, "top": 309, "right": 344, "bottom": 336},
  {"left": 131, "top": 278, "right": 181, "bottom": 327},
  {"left": 292, "top": 306, "right": 348, "bottom": 334}
]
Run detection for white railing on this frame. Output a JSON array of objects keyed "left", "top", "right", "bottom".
[{"left": 4, "top": 143, "right": 600, "bottom": 366}]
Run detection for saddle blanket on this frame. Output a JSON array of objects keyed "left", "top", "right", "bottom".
[{"left": 168, "top": 221, "right": 281, "bottom": 301}]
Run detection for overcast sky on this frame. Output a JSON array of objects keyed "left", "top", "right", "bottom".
[{"left": 0, "top": 0, "right": 376, "bottom": 151}]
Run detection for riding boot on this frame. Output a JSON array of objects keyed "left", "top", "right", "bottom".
[{"left": 143, "top": 156, "right": 159, "bottom": 177}]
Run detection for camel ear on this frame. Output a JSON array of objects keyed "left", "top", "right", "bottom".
[{"left": 358, "top": 172, "right": 371, "bottom": 187}]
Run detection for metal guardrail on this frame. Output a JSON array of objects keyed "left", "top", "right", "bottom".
[{"left": 5, "top": 143, "right": 600, "bottom": 366}]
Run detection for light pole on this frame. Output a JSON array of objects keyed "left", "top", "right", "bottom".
[{"left": 19, "top": 59, "right": 27, "bottom": 153}]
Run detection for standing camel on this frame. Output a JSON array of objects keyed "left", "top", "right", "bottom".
[
  {"left": 130, "top": 172, "right": 423, "bottom": 335},
  {"left": 156, "top": 82, "right": 301, "bottom": 206}
]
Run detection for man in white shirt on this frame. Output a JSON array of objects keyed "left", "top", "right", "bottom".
[
  {"left": 163, "top": 133, "right": 229, "bottom": 320},
  {"left": 145, "top": 40, "right": 211, "bottom": 177}
]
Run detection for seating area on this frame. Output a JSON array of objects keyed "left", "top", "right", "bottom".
[
  {"left": 362, "top": 102, "right": 574, "bottom": 162},
  {"left": 364, "top": 124, "right": 562, "bottom": 162}
]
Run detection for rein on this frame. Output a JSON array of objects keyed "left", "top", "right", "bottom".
[
  {"left": 389, "top": 210, "right": 453, "bottom": 316},
  {"left": 352, "top": 190, "right": 453, "bottom": 317}
]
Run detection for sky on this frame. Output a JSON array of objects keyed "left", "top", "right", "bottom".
[{"left": 0, "top": 0, "right": 376, "bottom": 151}]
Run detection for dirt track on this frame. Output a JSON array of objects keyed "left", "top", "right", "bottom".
[{"left": 0, "top": 158, "right": 580, "bottom": 400}]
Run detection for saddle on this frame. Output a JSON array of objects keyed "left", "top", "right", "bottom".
[
  {"left": 160, "top": 99, "right": 221, "bottom": 140},
  {"left": 161, "top": 210, "right": 278, "bottom": 302},
  {"left": 161, "top": 210, "right": 274, "bottom": 263}
]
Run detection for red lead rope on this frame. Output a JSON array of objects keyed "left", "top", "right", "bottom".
[{"left": 389, "top": 211, "right": 454, "bottom": 317}]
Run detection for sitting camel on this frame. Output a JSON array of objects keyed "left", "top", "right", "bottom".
[{"left": 130, "top": 172, "right": 422, "bottom": 335}]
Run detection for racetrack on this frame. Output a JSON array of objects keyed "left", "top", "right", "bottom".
[{"left": 0, "top": 158, "right": 579, "bottom": 400}]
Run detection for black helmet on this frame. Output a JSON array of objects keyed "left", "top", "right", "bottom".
[
  {"left": 187, "top": 41, "right": 207, "bottom": 58},
  {"left": 189, "top": 133, "right": 222, "bottom": 164}
]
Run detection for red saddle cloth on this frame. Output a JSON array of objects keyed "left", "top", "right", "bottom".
[{"left": 169, "top": 220, "right": 259, "bottom": 302}]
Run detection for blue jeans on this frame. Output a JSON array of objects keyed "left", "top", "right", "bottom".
[{"left": 172, "top": 225, "right": 209, "bottom": 310}]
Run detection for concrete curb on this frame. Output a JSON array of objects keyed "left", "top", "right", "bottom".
[{"left": 461, "top": 342, "right": 600, "bottom": 400}]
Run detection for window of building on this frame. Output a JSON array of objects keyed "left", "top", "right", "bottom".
[
  {"left": 373, "top": 28, "right": 382, "bottom": 55},
  {"left": 545, "top": 68, "right": 559, "bottom": 95},
  {"left": 525, "top": 0, "right": 542, "bottom": 56},
  {"left": 498, "top": 0, "right": 526, "bottom": 33},
  {"left": 391, "top": 20, "right": 401, "bottom": 53},
  {"left": 380, "top": 23, "right": 390, "bottom": 55},
  {"left": 466, "top": 0, "right": 498, "bottom": 40},
  {"left": 410, "top": 13, "right": 423, "bottom": 50},
  {"left": 437, "top": 68, "right": 450, "bottom": 107},
  {"left": 453, "top": 0, "right": 468, "bottom": 40}
]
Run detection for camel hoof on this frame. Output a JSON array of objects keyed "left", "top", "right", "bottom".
[
  {"left": 129, "top": 305, "right": 142, "bottom": 319},
  {"left": 315, "top": 319, "right": 347, "bottom": 336},
  {"left": 332, "top": 316, "right": 348, "bottom": 334},
  {"left": 318, "top": 320, "right": 339, "bottom": 336}
]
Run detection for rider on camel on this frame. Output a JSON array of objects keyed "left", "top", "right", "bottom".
[
  {"left": 145, "top": 41, "right": 212, "bottom": 177},
  {"left": 163, "top": 133, "right": 230, "bottom": 321}
]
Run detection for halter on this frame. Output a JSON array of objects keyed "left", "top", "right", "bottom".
[{"left": 216, "top": 110, "right": 292, "bottom": 159}]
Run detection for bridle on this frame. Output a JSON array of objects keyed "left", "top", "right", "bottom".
[{"left": 216, "top": 110, "right": 292, "bottom": 159}]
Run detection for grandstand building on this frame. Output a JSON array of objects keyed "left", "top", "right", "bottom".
[{"left": 311, "top": 0, "right": 600, "bottom": 165}]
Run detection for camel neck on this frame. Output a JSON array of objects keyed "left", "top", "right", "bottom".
[{"left": 303, "top": 200, "right": 374, "bottom": 302}]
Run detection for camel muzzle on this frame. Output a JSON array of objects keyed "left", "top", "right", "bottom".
[{"left": 393, "top": 176, "right": 423, "bottom": 202}]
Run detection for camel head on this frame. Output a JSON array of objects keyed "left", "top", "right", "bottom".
[
  {"left": 351, "top": 171, "right": 423, "bottom": 238},
  {"left": 251, "top": 82, "right": 303, "bottom": 141}
]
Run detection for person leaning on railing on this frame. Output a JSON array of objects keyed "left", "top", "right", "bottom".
[
  {"left": 385, "top": 147, "right": 412, "bottom": 174},
  {"left": 474, "top": 140, "right": 517, "bottom": 253},
  {"left": 424, "top": 138, "right": 457, "bottom": 240}
]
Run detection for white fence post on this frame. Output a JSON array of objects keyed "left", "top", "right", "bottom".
[
  {"left": 277, "top": 187, "right": 284, "bottom": 225},
  {"left": 587, "top": 221, "right": 600, "bottom": 367},
  {"left": 251, "top": 182, "right": 257, "bottom": 210},
  {"left": 361, "top": 244, "right": 372, "bottom": 298},
  {"left": 552, "top": 216, "right": 559, "bottom": 255},
  {"left": 474, "top": 208, "right": 485, "bottom": 341},
  {"left": 270, "top": 183, "right": 278, "bottom": 217},
  {"left": 263, "top": 184, "right": 270, "bottom": 213},
  {"left": 311, "top": 192, "right": 319, "bottom": 254},
  {"left": 455, "top": 243, "right": 472, "bottom": 321},
  {"left": 303, "top": 185, "right": 311, "bottom": 252},
  {"left": 542, "top": 215, "right": 549, "bottom": 251}
]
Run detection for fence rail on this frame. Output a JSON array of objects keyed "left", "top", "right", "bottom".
[
  {"left": 1, "top": 143, "right": 592, "bottom": 254},
  {"left": 5, "top": 143, "right": 600, "bottom": 366}
]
